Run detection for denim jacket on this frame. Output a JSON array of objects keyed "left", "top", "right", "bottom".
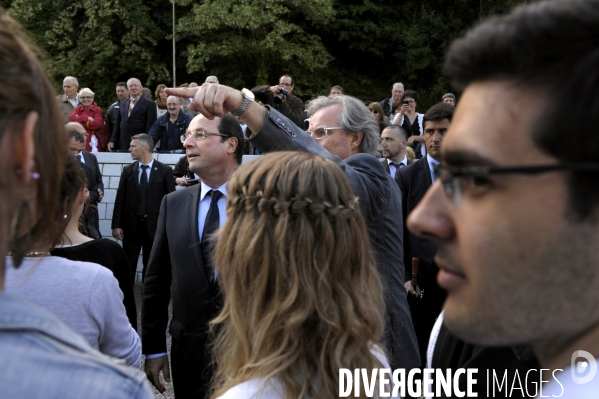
[{"left": 0, "top": 292, "right": 152, "bottom": 398}]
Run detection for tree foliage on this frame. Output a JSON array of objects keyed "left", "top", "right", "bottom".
[{"left": 7, "top": 0, "right": 527, "bottom": 109}]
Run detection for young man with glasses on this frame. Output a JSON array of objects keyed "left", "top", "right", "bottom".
[
  {"left": 406, "top": 0, "right": 599, "bottom": 395},
  {"left": 142, "top": 113, "right": 244, "bottom": 399}
]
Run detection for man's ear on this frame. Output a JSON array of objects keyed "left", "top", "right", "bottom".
[
  {"left": 11, "top": 111, "right": 38, "bottom": 183},
  {"left": 400, "top": 139, "right": 408, "bottom": 149},
  {"left": 349, "top": 131, "right": 363, "bottom": 151},
  {"left": 227, "top": 137, "right": 239, "bottom": 155}
]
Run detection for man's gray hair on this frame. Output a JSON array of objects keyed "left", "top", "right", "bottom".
[
  {"left": 131, "top": 133, "right": 154, "bottom": 152},
  {"left": 393, "top": 82, "right": 404, "bottom": 88},
  {"left": 65, "top": 76, "right": 78, "bottom": 87},
  {"left": 308, "top": 95, "right": 381, "bottom": 157}
]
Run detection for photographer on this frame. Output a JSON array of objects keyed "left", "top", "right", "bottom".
[{"left": 251, "top": 75, "right": 303, "bottom": 127}]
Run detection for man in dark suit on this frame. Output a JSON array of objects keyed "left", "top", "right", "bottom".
[
  {"left": 107, "top": 78, "right": 157, "bottom": 151},
  {"left": 142, "top": 113, "right": 244, "bottom": 398},
  {"left": 395, "top": 102, "right": 454, "bottom": 367},
  {"left": 105, "top": 82, "right": 128, "bottom": 135},
  {"left": 169, "top": 84, "right": 420, "bottom": 372},
  {"left": 111, "top": 134, "right": 175, "bottom": 284},
  {"left": 380, "top": 125, "right": 410, "bottom": 178},
  {"left": 66, "top": 122, "right": 104, "bottom": 238}
]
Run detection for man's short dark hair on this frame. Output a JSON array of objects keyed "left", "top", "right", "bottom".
[
  {"left": 383, "top": 125, "right": 408, "bottom": 141},
  {"left": 68, "top": 129, "right": 85, "bottom": 143},
  {"left": 218, "top": 113, "right": 244, "bottom": 164},
  {"left": 444, "top": 0, "right": 599, "bottom": 220},
  {"left": 423, "top": 103, "right": 454, "bottom": 129},
  {"left": 442, "top": 93, "right": 455, "bottom": 101},
  {"left": 131, "top": 133, "right": 154, "bottom": 152},
  {"left": 279, "top": 74, "right": 294, "bottom": 86},
  {"left": 400, "top": 90, "right": 420, "bottom": 104},
  {"left": 116, "top": 82, "right": 127, "bottom": 88}
]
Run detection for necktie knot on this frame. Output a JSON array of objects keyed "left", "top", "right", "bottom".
[
  {"left": 208, "top": 189, "right": 223, "bottom": 204},
  {"left": 141, "top": 164, "right": 148, "bottom": 171},
  {"left": 391, "top": 162, "right": 404, "bottom": 169}
]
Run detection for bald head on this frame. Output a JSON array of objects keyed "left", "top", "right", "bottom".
[{"left": 65, "top": 122, "right": 87, "bottom": 137}]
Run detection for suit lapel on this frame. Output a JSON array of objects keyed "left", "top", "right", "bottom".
[
  {"left": 420, "top": 157, "right": 433, "bottom": 188},
  {"left": 147, "top": 160, "right": 158, "bottom": 186},
  {"left": 131, "top": 161, "right": 140, "bottom": 188},
  {"left": 128, "top": 97, "right": 143, "bottom": 118},
  {"left": 187, "top": 185, "right": 205, "bottom": 271}
]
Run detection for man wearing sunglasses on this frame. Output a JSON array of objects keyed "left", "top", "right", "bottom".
[
  {"left": 406, "top": 0, "right": 599, "bottom": 396},
  {"left": 165, "top": 85, "right": 420, "bottom": 373},
  {"left": 142, "top": 113, "right": 245, "bottom": 398}
]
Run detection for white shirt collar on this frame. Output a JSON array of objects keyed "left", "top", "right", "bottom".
[
  {"left": 387, "top": 155, "right": 408, "bottom": 166},
  {"left": 200, "top": 180, "right": 228, "bottom": 201},
  {"left": 427, "top": 154, "right": 440, "bottom": 183},
  {"left": 139, "top": 159, "right": 154, "bottom": 169}
]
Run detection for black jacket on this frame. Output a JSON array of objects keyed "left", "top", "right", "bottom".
[
  {"left": 110, "top": 97, "right": 157, "bottom": 151},
  {"left": 251, "top": 85, "right": 304, "bottom": 127},
  {"left": 111, "top": 160, "right": 175, "bottom": 238},
  {"left": 148, "top": 111, "right": 193, "bottom": 151}
]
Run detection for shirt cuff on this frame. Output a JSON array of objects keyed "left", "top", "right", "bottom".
[{"left": 146, "top": 352, "right": 168, "bottom": 360}]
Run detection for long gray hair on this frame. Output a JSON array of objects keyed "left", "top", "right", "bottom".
[{"left": 308, "top": 95, "right": 381, "bottom": 157}]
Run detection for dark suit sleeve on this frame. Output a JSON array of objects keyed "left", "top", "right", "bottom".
[
  {"left": 395, "top": 169, "right": 411, "bottom": 281},
  {"left": 111, "top": 165, "right": 127, "bottom": 229},
  {"left": 148, "top": 118, "right": 160, "bottom": 144},
  {"left": 142, "top": 194, "right": 173, "bottom": 354},
  {"left": 164, "top": 164, "right": 176, "bottom": 194},
  {"left": 145, "top": 99, "right": 158, "bottom": 133},
  {"left": 110, "top": 106, "right": 122, "bottom": 144},
  {"left": 87, "top": 154, "right": 104, "bottom": 192},
  {"left": 251, "top": 85, "right": 273, "bottom": 105}
]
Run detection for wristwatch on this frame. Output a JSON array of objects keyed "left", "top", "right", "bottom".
[{"left": 231, "top": 88, "right": 255, "bottom": 116}]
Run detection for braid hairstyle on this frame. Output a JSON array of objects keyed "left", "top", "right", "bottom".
[{"left": 211, "top": 151, "right": 385, "bottom": 398}]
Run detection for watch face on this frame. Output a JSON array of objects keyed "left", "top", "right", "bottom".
[{"left": 242, "top": 88, "right": 255, "bottom": 100}]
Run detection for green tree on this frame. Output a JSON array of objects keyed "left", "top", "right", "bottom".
[
  {"left": 176, "top": 0, "right": 335, "bottom": 98},
  {"left": 9, "top": 0, "right": 174, "bottom": 108}
]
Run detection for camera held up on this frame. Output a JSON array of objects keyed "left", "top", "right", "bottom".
[{"left": 273, "top": 86, "right": 289, "bottom": 105}]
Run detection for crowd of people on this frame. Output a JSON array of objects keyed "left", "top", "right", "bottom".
[{"left": 2, "top": 0, "right": 599, "bottom": 398}]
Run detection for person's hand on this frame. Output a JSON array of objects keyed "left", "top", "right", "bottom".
[
  {"left": 98, "top": 188, "right": 104, "bottom": 202},
  {"left": 175, "top": 177, "right": 189, "bottom": 186},
  {"left": 107, "top": 142, "right": 115, "bottom": 152},
  {"left": 87, "top": 116, "right": 94, "bottom": 121},
  {"left": 405, "top": 280, "right": 421, "bottom": 297},
  {"left": 401, "top": 103, "right": 410, "bottom": 113},
  {"left": 145, "top": 356, "right": 171, "bottom": 394},
  {"left": 269, "top": 85, "right": 281, "bottom": 95},
  {"left": 165, "top": 84, "right": 243, "bottom": 120},
  {"left": 112, "top": 228, "right": 124, "bottom": 241},
  {"left": 407, "top": 135, "right": 424, "bottom": 145}
]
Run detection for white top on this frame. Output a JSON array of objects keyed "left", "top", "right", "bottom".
[
  {"left": 4, "top": 256, "right": 141, "bottom": 367},
  {"left": 216, "top": 347, "right": 399, "bottom": 399}
]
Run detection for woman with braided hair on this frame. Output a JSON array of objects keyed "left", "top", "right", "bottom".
[{"left": 211, "top": 151, "right": 397, "bottom": 398}]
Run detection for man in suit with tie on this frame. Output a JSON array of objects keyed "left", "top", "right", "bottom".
[
  {"left": 107, "top": 78, "right": 157, "bottom": 151},
  {"left": 395, "top": 102, "right": 454, "bottom": 367},
  {"left": 380, "top": 125, "right": 410, "bottom": 178},
  {"left": 66, "top": 122, "right": 104, "bottom": 237},
  {"left": 112, "top": 134, "right": 175, "bottom": 284},
  {"left": 142, "top": 113, "right": 244, "bottom": 398}
]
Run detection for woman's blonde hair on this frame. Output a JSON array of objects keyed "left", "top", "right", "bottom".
[
  {"left": 211, "top": 151, "right": 385, "bottom": 398},
  {"left": 78, "top": 87, "right": 94, "bottom": 98}
]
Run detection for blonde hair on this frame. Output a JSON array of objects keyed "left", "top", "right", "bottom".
[
  {"left": 406, "top": 146, "right": 416, "bottom": 163},
  {"left": 211, "top": 151, "right": 385, "bottom": 398},
  {"left": 78, "top": 87, "right": 94, "bottom": 98}
]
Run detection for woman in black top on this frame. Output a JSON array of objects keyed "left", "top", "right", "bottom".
[{"left": 51, "top": 157, "right": 137, "bottom": 329}]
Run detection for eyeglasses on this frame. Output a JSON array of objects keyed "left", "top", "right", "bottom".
[
  {"left": 434, "top": 163, "right": 599, "bottom": 206},
  {"left": 307, "top": 126, "right": 343, "bottom": 140},
  {"left": 181, "top": 129, "right": 230, "bottom": 143},
  {"left": 80, "top": 96, "right": 93, "bottom": 99}
]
